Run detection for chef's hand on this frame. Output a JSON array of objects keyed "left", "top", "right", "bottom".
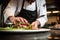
[
  {"left": 9, "top": 16, "right": 29, "bottom": 25},
  {"left": 31, "top": 20, "right": 40, "bottom": 30}
]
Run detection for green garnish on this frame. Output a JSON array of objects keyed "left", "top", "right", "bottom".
[{"left": 0, "top": 24, "right": 32, "bottom": 30}]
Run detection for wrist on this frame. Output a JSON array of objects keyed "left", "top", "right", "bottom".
[
  {"left": 9, "top": 16, "right": 15, "bottom": 20},
  {"left": 36, "top": 20, "right": 40, "bottom": 25},
  {"left": 7, "top": 16, "right": 15, "bottom": 22}
]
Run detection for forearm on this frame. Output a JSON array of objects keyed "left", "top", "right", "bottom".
[
  {"left": 4, "top": 7, "right": 15, "bottom": 23},
  {"left": 37, "top": 0, "right": 47, "bottom": 27},
  {"left": 4, "top": 0, "right": 17, "bottom": 23},
  {"left": 36, "top": 15, "right": 48, "bottom": 27}
]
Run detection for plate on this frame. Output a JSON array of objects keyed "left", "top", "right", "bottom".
[
  {"left": 0, "top": 28, "right": 50, "bottom": 33},
  {"left": 48, "top": 26, "right": 60, "bottom": 30}
]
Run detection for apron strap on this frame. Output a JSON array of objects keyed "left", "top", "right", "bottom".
[
  {"left": 35, "top": 0, "right": 37, "bottom": 14},
  {"left": 21, "top": 0, "right": 25, "bottom": 10}
]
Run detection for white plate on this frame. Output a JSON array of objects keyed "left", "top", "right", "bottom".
[{"left": 0, "top": 28, "right": 51, "bottom": 33}]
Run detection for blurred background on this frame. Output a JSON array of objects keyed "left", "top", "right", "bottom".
[{"left": 46, "top": 0, "right": 60, "bottom": 40}]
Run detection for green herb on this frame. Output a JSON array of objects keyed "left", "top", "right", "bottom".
[{"left": 0, "top": 23, "right": 32, "bottom": 30}]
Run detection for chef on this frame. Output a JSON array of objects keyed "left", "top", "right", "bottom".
[{"left": 4, "top": 0, "right": 48, "bottom": 29}]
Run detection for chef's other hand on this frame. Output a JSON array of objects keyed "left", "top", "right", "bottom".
[
  {"left": 9, "top": 16, "right": 29, "bottom": 25},
  {"left": 31, "top": 20, "right": 40, "bottom": 30}
]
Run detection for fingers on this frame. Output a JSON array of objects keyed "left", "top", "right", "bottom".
[
  {"left": 16, "top": 17, "right": 21, "bottom": 22},
  {"left": 14, "top": 17, "right": 28, "bottom": 24},
  {"left": 9, "top": 16, "right": 29, "bottom": 28},
  {"left": 31, "top": 22, "right": 37, "bottom": 28},
  {"left": 31, "top": 22, "right": 39, "bottom": 30},
  {"left": 23, "top": 19, "right": 29, "bottom": 25},
  {"left": 19, "top": 17, "right": 25, "bottom": 24},
  {"left": 18, "top": 17, "right": 29, "bottom": 25},
  {"left": 9, "top": 16, "right": 16, "bottom": 23}
]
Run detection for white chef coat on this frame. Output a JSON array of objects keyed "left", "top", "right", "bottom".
[{"left": 4, "top": 0, "right": 48, "bottom": 27}]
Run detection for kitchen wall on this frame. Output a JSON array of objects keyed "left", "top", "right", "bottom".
[
  {"left": 46, "top": 12, "right": 60, "bottom": 27},
  {"left": 47, "top": 14, "right": 58, "bottom": 24}
]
